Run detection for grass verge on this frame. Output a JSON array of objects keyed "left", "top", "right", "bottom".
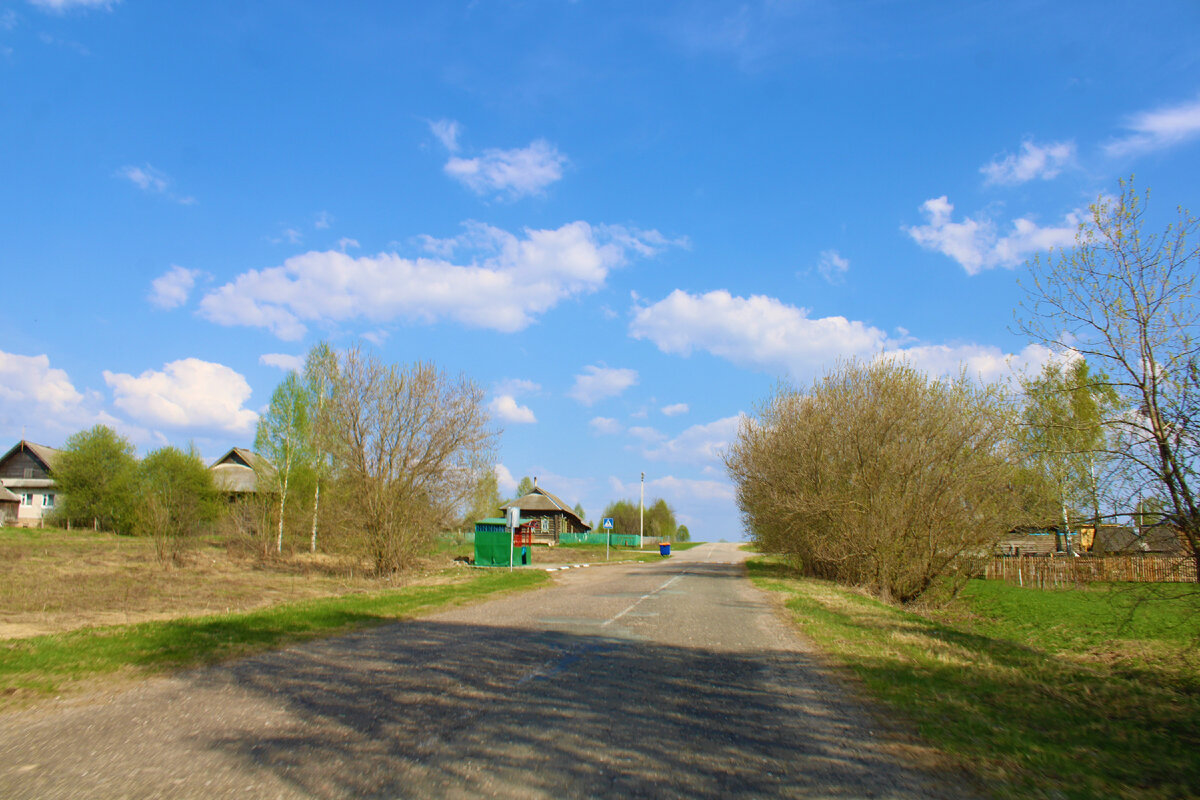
[
  {"left": 747, "top": 557, "right": 1200, "bottom": 800},
  {"left": 0, "top": 568, "right": 549, "bottom": 710}
]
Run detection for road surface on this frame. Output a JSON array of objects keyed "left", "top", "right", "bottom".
[{"left": 0, "top": 542, "right": 967, "bottom": 799}]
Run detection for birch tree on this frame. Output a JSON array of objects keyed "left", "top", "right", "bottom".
[
  {"left": 255, "top": 372, "right": 311, "bottom": 555},
  {"left": 303, "top": 342, "right": 338, "bottom": 552}
]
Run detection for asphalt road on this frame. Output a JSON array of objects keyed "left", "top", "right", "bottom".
[{"left": 0, "top": 542, "right": 967, "bottom": 799}]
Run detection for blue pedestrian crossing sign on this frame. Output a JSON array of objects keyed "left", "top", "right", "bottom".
[{"left": 601, "top": 517, "right": 614, "bottom": 530}]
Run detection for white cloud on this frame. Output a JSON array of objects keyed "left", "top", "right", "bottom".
[
  {"left": 490, "top": 395, "right": 536, "bottom": 424},
  {"left": 116, "top": 163, "right": 193, "bottom": 204},
  {"left": 630, "top": 289, "right": 887, "bottom": 377},
  {"left": 0, "top": 350, "right": 86, "bottom": 416},
  {"left": 118, "top": 164, "right": 166, "bottom": 192},
  {"left": 445, "top": 139, "right": 568, "bottom": 200},
  {"left": 905, "top": 196, "right": 1080, "bottom": 275},
  {"left": 361, "top": 329, "right": 389, "bottom": 346},
  {"left": 29, "top": 0, "right": 116, "bottom": 12},
  {"left": 589, "top": 416, "right": 622, "bottom": 435},
  {"left": 661, "top": 403, "right": 689, "bottom": 416},
  {"left": 981, "top": 140, "right": 1075, "bottom": 185},
  {"left": 200, "top": 221, "right": 671, "bottom": 340},
  {"left": 632, "top": 288, "right": 1045, "bottom": 385},
  {"left": 642, "top": 415, "right": 743, "bottom": 463},
  {"left": 608, "top": 474, "right": 735, "bottom": 503},
  {"left": 494, "top": 463, "right": 517, "bottom": 495},
  {"left": 495, "top": 378, "right": 540, "bottom": 397},
  {"left": 1, "top": 10, "right": 18, "bottom": 29},
  {"left": 148, "top": 265, "right": 200, "bottom": 310},
  {"left": 0, "top": 350, "right": 143, "bottom": 442},
  {"left": 816, "top": 249, "right": 849, "bottom": 283},
  {"left": 103, "top": 358, "right": 257, "bottom": 434},
  {"left": 314, "top": 210, "right": 332, "bottom": 229},
  {"left": 879, "top": 342, "right": 1055, "bottom": 384},
  {"left": 429, "top": 118, "right": 462, "bottom": 153},
  {"left": 337, "top": 237, "right": 360, "bottom": 252},
  {"left": 568, "top": 365, "right": 638, "bottom": 406},
  {"left": 628, "top": 426, "right": 667, "bottom": 443},
  {"left": 1105, "top": 95, "right": 1200, "bottom": 157},
  {"left": 259, "top": 353, "right": 304, "bottom": 372}
]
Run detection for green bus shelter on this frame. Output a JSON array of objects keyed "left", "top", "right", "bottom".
[{"left": 474, "top": 518, "right": 532, "bottom": 567}]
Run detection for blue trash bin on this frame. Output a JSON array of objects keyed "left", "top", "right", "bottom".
[{"left": 659, "top": 542, "right": 671, "bottom": 557}]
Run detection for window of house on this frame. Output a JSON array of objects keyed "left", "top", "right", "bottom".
[
  {"left": 22, "top": 493, "right": 34, "bottom": 506},
  {"left": 23, "top": 468, "right": 33, "bottom": 479},
  {"left": 43, "top": 493, "right": 55, "bottom": 508}
]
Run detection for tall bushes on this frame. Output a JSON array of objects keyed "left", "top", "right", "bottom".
[{"left": 725, "top": 360, "right": 1029, "bottom": 602}]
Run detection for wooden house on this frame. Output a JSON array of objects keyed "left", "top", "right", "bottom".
[
  {"left": 995, "top": 525, "right": 1081, "bottom": 556},
  {"left": 0, "top": 440, "right": 62, "bottom": 527},
  {"left": 499, "top": 480, "right": 589, "bottom": 545}
]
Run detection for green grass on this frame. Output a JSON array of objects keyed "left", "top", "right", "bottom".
[
  {"left": 0, "top": 568, "right": 549, "bottom": 707},
  {"left": 748, "top": 558, "right": 1200, "bottom": 800}
]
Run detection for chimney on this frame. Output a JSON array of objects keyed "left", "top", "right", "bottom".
[{"left": 533, "top": 476, "right": 538, "bottom": 488}]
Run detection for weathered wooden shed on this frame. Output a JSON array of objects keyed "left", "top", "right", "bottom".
[{"left": 0, "top": 486, "right": 20, "bottom": 526}]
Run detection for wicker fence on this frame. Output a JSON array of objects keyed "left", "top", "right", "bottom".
[{"left": 985, "top": 554, "right": 1198, "bottom": 587}]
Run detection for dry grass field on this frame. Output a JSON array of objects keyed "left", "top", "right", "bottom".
[{"left": 0, "top": 526, "right": 457, "bottom": 640}]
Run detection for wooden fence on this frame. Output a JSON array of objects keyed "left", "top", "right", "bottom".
[{"left": 984, "top": 554, "right": 1198, "bottom": 587}]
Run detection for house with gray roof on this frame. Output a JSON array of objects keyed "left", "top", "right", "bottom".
[
  {"left": 0, "top": 440, "right": 62, "bottom": 527},
  {"left": 209, "top": 447, "right": 275, "bottom": 498},
  {"left": 500, "top": 479, "right": 590, "bottom": 545}
]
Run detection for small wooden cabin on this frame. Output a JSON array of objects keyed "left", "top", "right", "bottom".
[{"left": 499, "top": 481, "right": 590, "bottom": 546}]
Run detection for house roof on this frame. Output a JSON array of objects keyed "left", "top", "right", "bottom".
[
  {"left": 209, "top": 448, "right": 274, "bottom": 493},
  {"left": 210, "top": 447, "right": 272, "bottom": 472},
  {"left": 0, "top": 440, "right": 62, "bottom": 473},
  {"left": 0, "top": 486, "right": 19, "bottom": 503},
  {"left": 1094, "top": 525, "right": 1185, "bottom": 554},
  {"left": 501, "top": 485, "right": 588, "bottom": 530}
]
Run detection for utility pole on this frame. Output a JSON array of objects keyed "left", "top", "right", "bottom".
[{"left": 639, "top": 471, "right": 644, "bottom": 549}]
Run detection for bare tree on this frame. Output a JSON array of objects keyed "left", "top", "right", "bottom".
[
  {"left": 1021, "top": 178, "right": 1199, "bottom": 577},
  {"left": 316, "top": 346, "right": 496, "bottom": 574},
  {"left": 725, "top": 359, "right": 1030, "bottom": 603}
]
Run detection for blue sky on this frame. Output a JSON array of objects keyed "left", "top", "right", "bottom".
[{"left": 3, "top": 0, "right": 1199, "bottom": 539}]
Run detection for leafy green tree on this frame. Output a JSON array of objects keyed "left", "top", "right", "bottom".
[
  {"left": 573, "top": 502, "right": 586, "bottom": 522},
  {"left": 54, "top": 425, "right": 139, "bottom": 532},
  {"left": 1017, "top": 358, "right": 1120, "bottom": 542},
  {"left": 645, "top": 498, "right": 677, "bottom": 540},
  {"left": 676, "top": 524, "right": 691, "bottom": 542},
  {"left": 256, "top": 371, "right": 313, "bottom": 555},
  {"left": 465, "top": 467, "right": 502, "bottom": 523},
  {"left": 600, "top": 499, "right": 640, "bottom": 536},
  {"left": 515, "top": 476, "right": 534, "bottom": 498},
  {"left": 136, "top": 445, "right": 220, "bottom": 565}
]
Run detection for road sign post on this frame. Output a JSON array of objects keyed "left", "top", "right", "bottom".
[
  {"left": 602, "top": 517, "right": 614, "bottom": 561},
  {"left": 506, "top": 507, "right": 521, "bottom": 572}
]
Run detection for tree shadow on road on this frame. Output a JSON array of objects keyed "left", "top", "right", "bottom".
[{"left": 193, "top": 618, "right": 961, "bottom": 799}]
